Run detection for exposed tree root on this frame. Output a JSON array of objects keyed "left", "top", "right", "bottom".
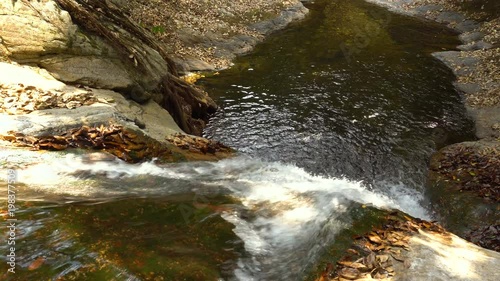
[{"left": 51, "top": 0, "right": 217, "bottom": 135}]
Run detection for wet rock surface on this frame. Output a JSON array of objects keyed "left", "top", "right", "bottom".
[
  {"left": 311, "top": 211, "right": 500, "bottom": 281},
  {"left": 166, "top": 133, "right": 234, "bottom": 159},
  {"left": 427, "top": 139, "right": 499, "bottom": 251}
]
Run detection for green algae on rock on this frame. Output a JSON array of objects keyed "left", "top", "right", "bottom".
[{"left": 0, "top": 196, "right": 243, "bottom": 280}]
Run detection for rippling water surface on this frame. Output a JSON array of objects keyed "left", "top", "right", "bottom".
[{"left": 201, "top": 0, "right": 474, "bottom": 187}]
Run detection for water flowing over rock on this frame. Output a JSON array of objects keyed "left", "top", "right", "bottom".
[{"left": 1, "top": 0, "right": 498, "bottom": 280}]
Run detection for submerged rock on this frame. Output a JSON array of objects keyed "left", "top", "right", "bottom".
[{"left": 0, "top": 197, "right": 243, "bottom": 280}]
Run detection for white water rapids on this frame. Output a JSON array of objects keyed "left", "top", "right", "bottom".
[{"left": 2, "top": 151, "right": 430, "bottom": 280}]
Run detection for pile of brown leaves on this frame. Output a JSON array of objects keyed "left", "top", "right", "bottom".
[
  {"left": 316, "top": 214, "right": 447, "bottom": 281},
  {"left": 166, "top": 133, "right": 232, "bottom": 155},
  {"left": 431, "top": 144, "right": 500, "bottom": 202},
  {"left": 0, "top": 83, "right": 96, "bottom": 114},
  {"left": 0, "top": 125, "right": 172, "bottom": 163},
  {"left": 466, "top": 224, "right": 500, "bottom": 252}
]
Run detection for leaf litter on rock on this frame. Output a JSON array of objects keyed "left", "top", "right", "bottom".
[{"left": 316, "top": 212, "right": 450, "bottom": 281}]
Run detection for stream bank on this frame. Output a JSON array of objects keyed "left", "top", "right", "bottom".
[
  {"left": 122, "top": 0, "right": 309, "bottom": 73},
  {"left": 364, "top": 0, "right": 499, "bottom": 251}
]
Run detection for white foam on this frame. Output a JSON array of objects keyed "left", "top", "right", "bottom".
[{"left": 5, "top": 153, "right": 431, "bottom": 279}]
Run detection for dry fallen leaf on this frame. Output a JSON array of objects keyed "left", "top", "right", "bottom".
[
  {"left": 391, "top": 253, "right": 405, "bottom": 262},
  {"left": 363, "top": 252, "right": 377, "bottom": 269},
  {"left": 368, "top": 234, "right": 383, "bottom": 244},
  {"left": 373, "top": 270, "right": 388, "bottom": 279},
  {"left": 346, "top": 248, "right": 360, "bottom": 255},
  {"left": 28, "top": 256, "right": 45, "bottom": 271},
  {"left": 376, "top": 254, "right": 389, "bottom": 264}
]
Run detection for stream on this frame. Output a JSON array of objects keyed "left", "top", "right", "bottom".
[{"left": 0, "top": 0, "right": 475, "bottom": 280}]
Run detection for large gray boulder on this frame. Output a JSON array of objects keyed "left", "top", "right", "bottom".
[
  {"left": 0, "top": 0, "right": 74, "bottom": 59},
  {"left": 0, "top": 0, "right": 217, "bottom": 135},
  {"left": 0, "top": 62, "right": 182, "bottom": 141},
  {"left": 0, "top": 0, "right": 169, "bottom": 92}
]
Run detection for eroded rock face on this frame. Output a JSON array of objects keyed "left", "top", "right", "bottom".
[
  {"left": 427, "top": 139, "right": 499, "bottom": 251},
  {"left": 0, "top": 0, "right": 160, "bottom": 91},
  {"left": 0, "top": 62, "right": 181, "bottom": 140},
  {"left": 0, "top": 0, "right": 74, "bottom": 59},
  {"left": 38, "top": 56, "right": 133, "bottom": 90},
  {"left": 0, "top": 0, "right": 218, "bottom": 135},
  {"left": 0, "top": 62, "right": 230, "bottom": 162}
]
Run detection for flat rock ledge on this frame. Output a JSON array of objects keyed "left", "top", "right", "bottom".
[
  {"left": 312, "top": 213, "right": 500, "bottom": 281},
  {"left": 0, "top": 0, "right": 310, "bottom": 164},
  {"left": 0, "top": 62, "right": 232, "bottom": 164}
]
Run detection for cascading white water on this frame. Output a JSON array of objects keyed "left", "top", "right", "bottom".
[{"left": 4, "top": 152, "right": 430, "bottom": 280}]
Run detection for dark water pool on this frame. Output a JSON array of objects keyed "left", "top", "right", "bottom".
[{"left": 201, "top": 0, "right": 474, "bottom": 188}]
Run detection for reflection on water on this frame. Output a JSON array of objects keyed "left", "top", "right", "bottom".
[{"left": 1, "top": 0, "right": 476, "bottom": 280}]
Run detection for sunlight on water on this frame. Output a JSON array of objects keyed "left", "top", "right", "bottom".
[{"left": 10, "top": 154, "right": 429, "bottom": 218}]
